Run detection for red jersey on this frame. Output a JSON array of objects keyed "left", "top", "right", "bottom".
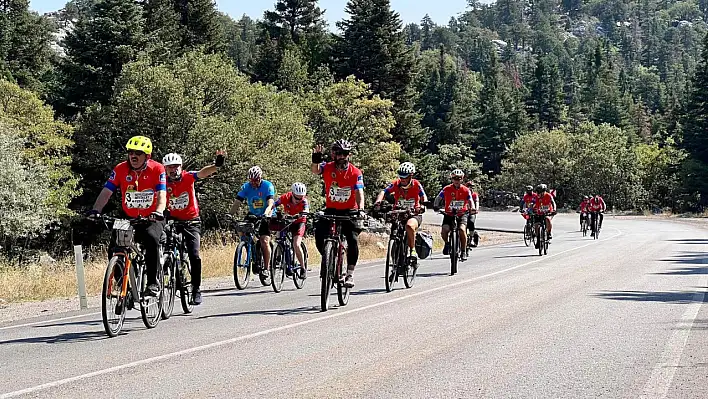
[
  {"left": 533, "top": 192, "right": 555, "bottom": 214},
  {"left": 384, "top": 178, "right": 426, "bottom": 209},
  {"left": 167, "top": 171, "right": 200, "bottom": 220},
  {"left": 438, "top": 184, "right": 472, "bottom": 215},
  {"left": 588, "top": 197, "right": 606, "bottom": 212},
  {"left": 522, "top": 193, "right": 538, "bottom": 208},
  {"left": 579, "top": 200, "right": 589, "bottom": 213},
  {"left": 320, "top": 162, "right": 364, "bottom": 210},
  {"left": 471, "top": 192, "right": 479, "bottom": 207},
  {"left": 274, "top": 192, "right": 309, "bottom": 223},
  {"left": 104, "top": 160, "right": 166, "bottom": 218}
]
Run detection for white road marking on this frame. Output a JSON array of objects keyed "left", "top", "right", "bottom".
[
  {"left": 639, "top": 260, "right": 708, "bottom": 399},
  {"left": 0, "top": 229, "right": 621, "bottom": 398},
  {"left": 0, "top": 313, "right": 101, "bottom": 332}
]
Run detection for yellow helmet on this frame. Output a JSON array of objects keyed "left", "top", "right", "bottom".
[{"left": 125, "top": 136, "right": 153, "bottom": 155}]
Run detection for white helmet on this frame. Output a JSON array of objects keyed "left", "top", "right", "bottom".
[
  {"left": 291, "top": 182, "right": 307, "bottom": 196},
  {"left": 248, "top": 166, "right": 263, "bottom": 180},
  {"left": 162, "top": 153, "right": 182, "bottom": 166},
  {"left": 450, "top": 169, "right": 464, "bottom": 178},
  {"left": 398, "top": 162, "right": 416, "bottom": 177}
]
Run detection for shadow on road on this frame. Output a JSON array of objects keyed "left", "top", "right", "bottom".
[
  {"left": 656, "top": 252, "right": 708, "bottom": 275},
  {"left": 0, "top": 330, "right": 109, "bottom": 345},
  {"left": 350, "top": 288, "right": 387, "bottom": 296},
  {"left": 34, "top": 318, "right": 103, "bottom": 328},
  {"left": 196, "top": 306, "right": 318, "bottom": 319},
  {"left": 666, "top": 239, "right": 708, "bottom": 244},
  {"left": 594, "top": 290, "right": 708, "bottom": 304},
  {"left": 416, "top": 272, "right": 450, "bottom": 277},
  {"left": 493, "top": 254, "right": 538, "bottom": 259}
]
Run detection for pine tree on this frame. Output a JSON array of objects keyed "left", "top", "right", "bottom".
[
  {"left": 143, "top": 0, "right": 181, "bottom": 60},
  {"left": 263, "top": 0, "right": 325, "bottom": 45},
  {"left": 682, "top": 32, "right": 708, "bottom": 164},
  {"left": 174, "top": 0, "right": 225, "bottom": 53},
  {"left": 58, "top": 0, "right": 146, "bottom": 117},
  {"left": 527, "top": 55, "right": 564, "bottom": 130},
  {"left": 420, "top": 14, "right": 435, "bottom": 51}
]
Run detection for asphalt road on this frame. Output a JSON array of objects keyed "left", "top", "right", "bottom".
[{"left": 1, "top": 213, "right": 707, "bottom": 398}]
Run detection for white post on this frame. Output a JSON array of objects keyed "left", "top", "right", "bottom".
[{"left": 74, "top": 245, "right": 88, "bottom": 310}]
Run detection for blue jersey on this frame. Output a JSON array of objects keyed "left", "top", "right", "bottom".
[{"left": 237, "top": 180, "right": 276, "bottom": 216}]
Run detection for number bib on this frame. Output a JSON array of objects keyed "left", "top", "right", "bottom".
[
  {"left": 169, "top": 192, "right": 190, "bottom": 210},
  {"left": 397, "top": 199, "right": 415, "bottom": 209},
  {"left": 251, "top": 198, "right": 264, "bottom": 209},
  {"left": 328, "top": 184, "right": 352, "bottom": 203},
  {"left": 450, "top": 200, "right": 465, "bottom": 208},
  {"left": 125, "top": 190, "right": 155, "bottom": 209}
]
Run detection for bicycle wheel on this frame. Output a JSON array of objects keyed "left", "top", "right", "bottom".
[
  {"left": 141, "top": 265, "right": 164, "bottom": 329},
  {"left": 257, "top": 241, "right": 273, "bottom": 287},
  {"left": 102, "top": 256, "right": 127, "bottom": 338},
  {"left": 544, "top": 230, "right": 549, "bottom": 255},
  {"left": 293, "top": 242, "right": 308, "bottom": 290},
  {"left": 538, "top": 227, "right": 544, "bottom": 256},
  {"left": 271, "top": 243, "right": 286, "bottom": 293},
  {"left": 523, "top": 224, "right": 531, "bottom": 247},
  {"left": 160, "top": 253, "right": 176, "bottom": 320},
  {"left": 233, "top": 241, "right": 251, "bottom": 290},
  {"left": 178, "top": 252, "right": 194, "bottom": 314},
  {"left": 336, "top": 243, "right": 350, "bottom": 306},
  {"left": 320, "top": 241, "right": 335, "bottom": 311},
  {"left": 450, "top": 230, "right": 458, "bottom": 275},
  {"left": 403, "top": 237, "right": 417, "bottom": 289},
  {"left": 385, "top": 238, "right": 398, "bottom": 292}
]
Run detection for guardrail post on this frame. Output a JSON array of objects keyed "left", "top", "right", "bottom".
[{"left": 74, "top": 245, "right": 88, "bottom": 310}]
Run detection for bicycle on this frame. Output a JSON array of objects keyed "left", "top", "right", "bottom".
[
  {"left": 580, "top": 212, "right": 589, "bottom": 237},
  {"left": 375, "top": 204, "right": 422, "bottom": 292},
  {"left": 465, "top": 210, "right": 479, "bottom": 257},
  {"left": 590, "top": 211, "right": 602, "bottom": 240},
  {"left": 91, "top": 215, "right": 165, "bottom": 337},
  {"left": 313, "top": 211, "right": 362, "bottom": 312},
  {"left": 522, "top": 209, "right": 535, "bottom": 247},
  {"left": 437, "top": 206, "right": 466, "bottom": 276},
  {"left": 269, "top": 213, "right": 309, "bottom": 293},
  {"left": 160, "top": 219, "right": 199, "bottom": 319},
  {"left": 227, "top": 214, "right": 273, "bottom": 290},
  {"left": 531, "top": 211, "right": 555, "bottom": 256}
]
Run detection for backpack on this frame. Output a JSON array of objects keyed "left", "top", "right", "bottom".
[{"left": 415, "top": 231, "right": 434, "bottom": 259}]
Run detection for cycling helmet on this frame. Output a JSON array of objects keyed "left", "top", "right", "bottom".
[
  {"left": 398, "top": 162, "right": 416, "bottom": 177},
  {"left": 291, "top": 182, "right": 307, "bottom": 196},
  {"left": 331, "top": 139, "right": 353, "bottom": 152},
  {"left": 583, "top": 195, "right": 589, "bottom": 200},
  {"left": 248, "top": 166, "right": 263, "bottom": 180},
  {"left": 526, "top": 185, "right": 533, "bottom": 192},
  {"left": 126, "top": 136, "right": 153, "bottom": 155},
  {"left": 162, "top": 153, "right": 182, "bottom": 166},
  {"left": 450, "top": 169, "right": 464, "bottom": 178}
]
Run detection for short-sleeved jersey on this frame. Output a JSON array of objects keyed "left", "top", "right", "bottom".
[
  {"left": 588, "top": 197, "right": 606, "bottom": 212},
  {"left": 237, "top": 180, "right": 275, "bottom": 216},
  {"left": 579, "top": 199, "right": 589, "bottom": 213},
  {"left": 167, "top": 171, "right": 200, "bottom": 220},
  {"left": 522, "top": 193, "right": 538, "bottom": 208},
  {"left": 384, "top": 178, "right": 426, "bottom": 209},
  {"left": 533, "top": 192, "right": 555, "bottom": 213},
  {"left": 274, "top": 192, "right": 309, "bottom": 223},
  {"left": 104, "top": 160, "right": 166, "bottom": 218},
  {"left": 471, "top": 192, "right": 480, "bottom": 209},
  {"left": 319, "top": 162, "right": 364, "bottom": 210},
  {"left": 437, "top": 184, "right": 472, "bottom": 215}
]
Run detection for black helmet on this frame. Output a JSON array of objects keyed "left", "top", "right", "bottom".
[
  {"left": 535, "top": 184, "right": 546, "bottom": 193},
  {"left": 332, "top": 139, "right": 352, "bottom": 152}
]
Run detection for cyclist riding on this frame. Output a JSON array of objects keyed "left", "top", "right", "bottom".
[
  {"left": 533, "top": 184, "right": 556, "bottom": 245},
  {"left": 578, "top": 195, "right": 590, "bottom": 231},
  {"left": 311, "top": 139, "right": 365, "bottom": 288},
  {"left": 273, "top": 182, "right": 310, "bottom": 279},
  {"left": 374, "top": 162, "right": 428, "bottom": 260},
  {"left": 229, "top": 166, "right": 276, "bottom": 278},
  {"left": 433, "top": 169, "right": 473, "bottom": 262},
  {"left": 588, "top": 194, "right": 606, "bottom": 237},
  {"left": 87, "top": 136, "right": 166, "bottom": 296},
  {"left": 162, "top": 150, "right": 225, "bottom": 305},
  {"left": 464, "top": 181, "right": 481, "bottom": 248}
]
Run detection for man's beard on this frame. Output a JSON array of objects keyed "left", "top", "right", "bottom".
[{"left": 336, "top": 158, "right": 348, "bottom": 169}]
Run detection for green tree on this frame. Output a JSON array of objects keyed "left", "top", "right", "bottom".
[
  {"left": 174, "top": 0, "right": 225, "bottom": 53},
  {"left": 143, "top": 0, "right": 182, "bottom": 60},
  {"left": 527, "top": 55, "right": 565, "bottom": 130},
  {"left": 263, "top": 0, "right": 326, "bottom": 45},
  {"left": 58, "top": 0, "right": 147, "bottom": 118}
]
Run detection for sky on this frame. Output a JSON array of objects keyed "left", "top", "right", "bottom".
[{"left": 30, "top": 1, "right": 488, "bottom": 27}]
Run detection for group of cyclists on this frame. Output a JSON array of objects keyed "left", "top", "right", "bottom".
[
  {"left": 86, "top": 136, "right": 490, "bottom": 308},
  {"left": 578, "top": 194, "right": 607, "bottom": 237}
]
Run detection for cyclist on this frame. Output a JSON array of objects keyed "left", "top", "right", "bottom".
[
  {"left": 374, "top": 162, "right": 428, "bottom": 260},
  {"left": 433, "top": 169, "right": 473, "bottom": 262},
  {"left": 88, "top": 136, "right": 166, "bottom": 296},
  {"left": 588, "top": 194, "right": 606, "bottom": 237},
  {"left": 229, "top": 166, "right": 276, "bottom": 278},
  {"left": 578, "top": 195, "right": 590, "bottom": 231},
  {"left": 520, "top": 185, "right": 537, "bottom": 226},
  {"left": 464, "top": 181, "right": 480, "bottom": 248},
  {"left": 533, "top": 184, "right": 556, "bottom": 245},
  {"left": 162, "top": 150, "right": 226, "bottom": 305},
  {"left": 311, "top": 139, "right": 365, "bottom": 288},
  {"left": 273, "top": 182, "right": 310, "bottom": 279}
]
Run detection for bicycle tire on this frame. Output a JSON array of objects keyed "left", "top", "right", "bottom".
[
  {"left": 257, "top": 241, "right": 273, "bottom": 287},
  {"left": 450, "top": 229, "right": 458, "bottom": 275},
  {"left": 271, "top": 243, "right": 286, "bottom": 293},
  {"left": 233, "top": 241, "right": 251, "bottom": 290},
  {"left": 524, "top": 224, "right": 531, "bottom": 247},
  {"left": 544, "top": 231, "right": 549, "bottom": 255},
  {"left": 320, "top": 241, "right": 335, "bottom": 311},
  {"left": 385, "top": 239, "right": 398, "bottom": 292},
  {"left": 141, "top": 265, "right": 164, "bottom": 329},
  {"left": 293, "top": 242, "right": 307, "bottom": 289},
  {"left": 336, "top": 243, "right": 350, "bottom": 306},
  {"left": 102, "top": 256, "right": 127, "bottom": 338},
  {"left": 160, "top": 253, "right": 176, "bottom": 320},
  {"left": 538, "top": 226, "right": 544, "bottom": 256},
  {"left": 178, "top": 248, "right": 194, "bottom": 314},
  {"left": 403, "top": 236, "right": 416, "bottom": 289}
]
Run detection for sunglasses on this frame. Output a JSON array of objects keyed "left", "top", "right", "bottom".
[
  {"left": 452, "top": 177, "right": 462, "bottom": 181},
  {"left": 334, "top": 151, "right": 350, "bottom": 157},
  {"left": 128, "top": 150, "right": 145, "bottom": 156}
]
